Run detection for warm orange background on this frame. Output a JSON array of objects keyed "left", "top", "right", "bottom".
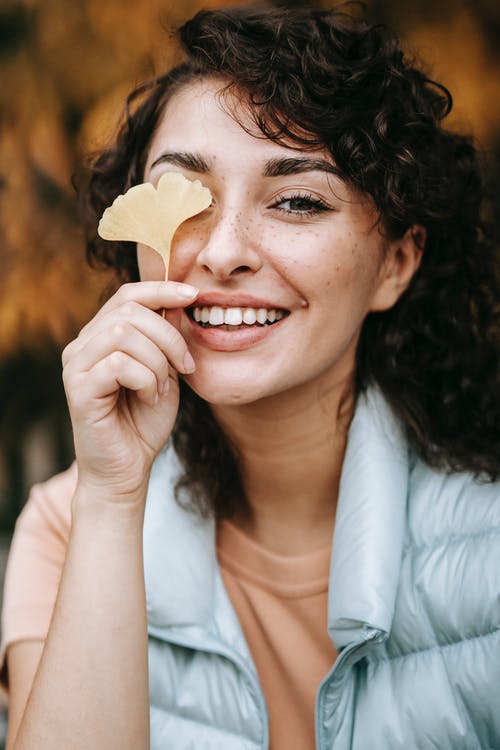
[{"left": 1, "top": 0, "right": 499, "bottom": 526}]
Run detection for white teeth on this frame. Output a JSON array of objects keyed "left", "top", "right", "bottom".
[
  {"left": 243, "top": 308, "right": 257, "bottom": 325},
  {"left": 191, "top": 305, "right": 286, "bottom": 327},
  {"left": 208, "top": 306, "right": 224, "bottom": 325},
  {"left": 224, "top": 307, "right": 243, "bottom": 325}
]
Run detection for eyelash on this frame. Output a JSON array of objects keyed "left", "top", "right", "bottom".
[{"left": 271, "top": 192, "right": 331, "bottom": 217}]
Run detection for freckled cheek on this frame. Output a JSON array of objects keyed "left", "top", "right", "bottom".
[
  {"left": 262, "top": 226, "right": 306, "bottom": 267},
  {"left": 304, "top": 252, "right": 366, "bottom": 305},
  {"left": 167, "top": 224, "right": 208, "bottom": 280}
]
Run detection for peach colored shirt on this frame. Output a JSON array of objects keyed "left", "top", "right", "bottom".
[
  {"left": 218, "top": 520, "right": 337, "bottom": 750},
  {"left": 1, "top": 465, "right": 75, "bottom": 667},
  {"left": 1, "top": 466, "right": 337, "bottom": 748}
]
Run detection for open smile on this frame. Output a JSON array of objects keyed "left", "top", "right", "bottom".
[
  {"left": 187, "top": 305, "right": 289, "bottom": 329},
  {"left": 183, "top": 303, "right": 290, "bottom": 352}
]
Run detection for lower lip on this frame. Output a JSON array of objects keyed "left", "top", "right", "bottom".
[{"left": 184, "top": 311, "right": 287, "bottom": 352}]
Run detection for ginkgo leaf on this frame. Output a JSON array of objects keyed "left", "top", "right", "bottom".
[{"left": 97, "top": 172, "right": 212, "bottom": 279}]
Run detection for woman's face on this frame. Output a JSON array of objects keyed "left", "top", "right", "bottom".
[{"left": 141, "top": 79, "right": 416, "bottom": 406}]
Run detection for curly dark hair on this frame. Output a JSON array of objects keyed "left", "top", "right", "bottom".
[{"left": 80, "top": 5, "right": 500, "bottom": 518}]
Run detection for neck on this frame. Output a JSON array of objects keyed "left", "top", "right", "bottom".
[{"left": 211, "top": 370, "right": 356, "bottom": 555}]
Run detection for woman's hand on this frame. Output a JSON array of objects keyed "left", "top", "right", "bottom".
[{"left": 62, "top": 281, "right": 198, "bottom": 501}]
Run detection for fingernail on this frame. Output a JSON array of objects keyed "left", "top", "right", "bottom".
[
  {"left": 183, "top": 352, "right": 196, "bottom": 373},
  {"left": 160, "top": 379, "right": 170, "bottom": 396},
  {"left": 177, "top": 284, "right": 199, "bottom": 299}
]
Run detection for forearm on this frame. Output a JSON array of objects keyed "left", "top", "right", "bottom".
[
  {"left": 13, "top": 486, "right": 150, "bottom": 750},
  {"left": 9, "top": 281, "right": 196, "bottom": 749}
]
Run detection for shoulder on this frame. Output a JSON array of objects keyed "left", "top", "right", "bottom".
[
  {"left": 389, "top": 462, "right": 500, "bottom": 663},
  {"left": 15, "top": 462, "right": 77, "bottom": 541},
  {"left": 358, "top": 387, "right": 500, "bottom": 537},
  {"left": 1, "top": 464, "right": 78, "bottom": 672},
  {"left": 408, "top": 459, "right": 500, "bottom": 546}
]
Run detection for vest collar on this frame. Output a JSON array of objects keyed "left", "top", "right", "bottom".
[
  {"left": 143, "top": 388, "right": 409, "bottom": 648},
  {"left": 144, "top": 444, "right": 216, "bottom": 630},
  {"left": 327, "top": 387, "right": 408, "bottom": 648}
]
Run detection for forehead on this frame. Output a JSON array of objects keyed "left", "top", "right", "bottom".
[{"left": 145, "top": 79, "right": 332, "bottom": 175}]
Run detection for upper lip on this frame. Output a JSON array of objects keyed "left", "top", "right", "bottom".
[{"left": 191, "top": 292, "right": 290, "bottom": 310}]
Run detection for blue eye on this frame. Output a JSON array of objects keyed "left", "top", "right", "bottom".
[{"left": 273, "top": 192, "right": 330, "bottom": 217}]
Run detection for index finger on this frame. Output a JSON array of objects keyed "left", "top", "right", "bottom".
[{"left": 95, "top": 281, "right": 199, "bottom": 320}]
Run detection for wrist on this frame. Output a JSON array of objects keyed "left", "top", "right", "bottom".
[{"left": 71, "top": 480, "right": 149, "bottom": 532}]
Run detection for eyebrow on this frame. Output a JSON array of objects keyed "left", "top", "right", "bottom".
[
  {"left": 150, "top": 151, "right": 210, "bottom": 173},
  {"left": 263, "top": 157, "right": 340, "bottom": 178},
  {"left": 149, "top": 151, "right": 341, "bottom": 179}
]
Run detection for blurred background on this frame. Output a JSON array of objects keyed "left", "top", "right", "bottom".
[{"left": 0, "top": 0, "right": 500, "bottom": 741}]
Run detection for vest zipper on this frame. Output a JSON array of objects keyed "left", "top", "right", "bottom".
[
  {"left": 149, "top": 629, "right": 269, "bottom": 749},
  {"left": 315, "top": 628, "right": 382, "bottom": 750}
]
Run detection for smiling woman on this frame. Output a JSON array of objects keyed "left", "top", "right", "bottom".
[
  {"left": 139, "top": 79, "right": 415, "bottom": 407},
  {"left": 1, "top": 6, "right": 500, "bottom": 750}
]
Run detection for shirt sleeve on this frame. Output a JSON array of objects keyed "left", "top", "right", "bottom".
[{"left": 0, "top": 463, "right": 76, "bottom": 687}]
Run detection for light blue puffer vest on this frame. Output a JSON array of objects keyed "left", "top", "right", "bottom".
[{"left": 143, "top": 388, "right": 500, "bottom": 749}]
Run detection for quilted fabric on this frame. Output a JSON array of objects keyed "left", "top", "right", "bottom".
[{"left": 143, "top": 389, "right": 500, "bottom": 749}]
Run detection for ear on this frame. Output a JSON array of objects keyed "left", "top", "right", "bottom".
[{"left": 369, "top": 225, "right": 425, "bottom": 312}]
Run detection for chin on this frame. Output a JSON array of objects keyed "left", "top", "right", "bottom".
[{"left": 182, "top": 369, "right": 272, "bottom": 407}]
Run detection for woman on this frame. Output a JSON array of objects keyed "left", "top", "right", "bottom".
[{"left": 2, "top": 6, "right": 499, "bottom": 749}]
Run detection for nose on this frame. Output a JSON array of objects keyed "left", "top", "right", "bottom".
[{"left": 196, "top": 209, "right": 263, "bottom": 280}]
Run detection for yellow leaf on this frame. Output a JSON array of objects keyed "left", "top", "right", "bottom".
[{"left": 98, "top": 172, "right": 212, "bottom": 279}]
